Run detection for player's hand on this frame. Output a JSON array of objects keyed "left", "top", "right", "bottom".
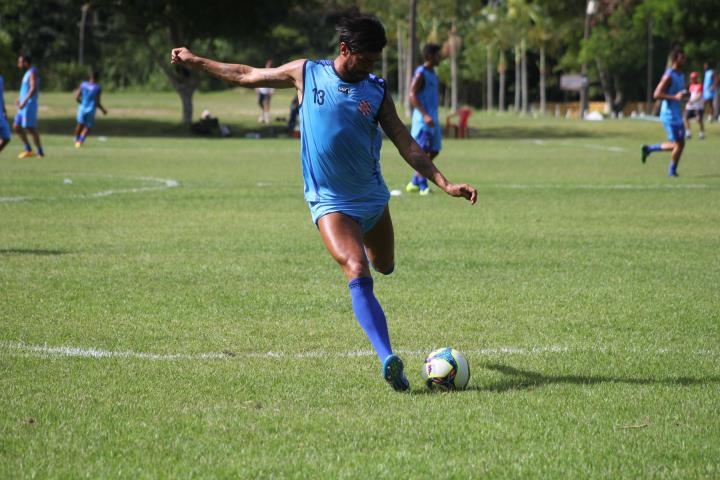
[
  {"left": 444, "top": 183, "right": 478, "bottom": 205},
  {"left": 674, "top": 91, "right": 687, "bottom": 101},
  {"left": 423, "top": 114, "right": 435, "bottom": 128},
  {"left": 171, "top": 47, "right": 195, "bottom": 66}
]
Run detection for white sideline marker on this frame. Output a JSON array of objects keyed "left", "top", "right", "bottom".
[
  {"left": 0, "top": 175, "right": 179, "bottom": 203},
  {"left": 1, "top": 341, "right": 717, "bottom": 362}
]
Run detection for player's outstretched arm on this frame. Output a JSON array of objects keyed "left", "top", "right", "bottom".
[
  {"left": 170, "top": 47, "right": 304, "bottom": 92},
  {"left": 378, "top": 95, "right": 477, "bottom": 205}
]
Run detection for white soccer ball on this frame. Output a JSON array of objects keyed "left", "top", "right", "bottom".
[{"left": 422, "top": 347, "right": 470, "bottom": 391}]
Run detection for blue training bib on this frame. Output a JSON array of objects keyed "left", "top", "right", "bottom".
[{"left": 299, "top": 60, "right": 389, "bottom": 204}]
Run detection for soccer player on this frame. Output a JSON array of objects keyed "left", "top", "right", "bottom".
[
  {"left": 406, "top": 43, "right": 442, "bottom": 195},
  {"left": 256, "top": 59, "right": 274, "bottom": 124},
  {"left": 684, "top": 71, "right": 705, "bottom": 140},
  {"left": 14, "top": 55, "right": 44, "bottom": 158},
  {"left": 702, "top": 62, "right": 716, "bottom": 122},
  {"left": 0, "top": 70, "right": 10, "bottom": 154},
  {"left": 641, "top": 47, "right": 687, "bottom": 177},
  {"left": 170, "top": 12, "right": 477, "bottom": 392},
  {"left": 74, "top": 71, "right": 107, "bottom": 148}
]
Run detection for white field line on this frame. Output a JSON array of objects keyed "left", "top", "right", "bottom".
[
  {"left": 0, "top": 176, "right": 179, "bottom": 203},
  {"left": 0, "top": 341, "right": 717, "bottom": 362},
  {"left": 493, "top": 183, "right": 708, "bottom": 190}
]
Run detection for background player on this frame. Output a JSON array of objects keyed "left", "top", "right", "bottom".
[
  {"left": 14, "top": 55, "right": 44, "bottom": 158},
  {"left": 170, "top": 12, "right": 477, "bottom": 392},
  {"left": 641, "top": 47, "right": 686, "bottom": 177},
  {"left": 0, "top": 69, "right": 10, "bottom": 154},
  {"left": 406, "top": 43, "right": 442, "bottom": 195},
  {"left": 702, "top": 61, "right": 716, "bottom": 122},
  {"left": 74, "top": 71, "right": 107, "bottom": 148},
  {"left": 684, "top": 71, "right": 705, "bottom": 139},
  {"left": 256, "top": 59, "right": 274, "bottom": 124}
]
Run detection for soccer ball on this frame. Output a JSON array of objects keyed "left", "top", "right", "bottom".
[{"left": 422, "top": 347, "right": 470, "bottom": 391}]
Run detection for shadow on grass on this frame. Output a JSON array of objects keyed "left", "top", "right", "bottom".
[
  {"left": 410, "top": 362, "right": 719, "bottom": 395},
  {"left": 37, "top": 117, "right": 608, "bottom": 141},
  {"left": 0, "top": 248, "right": 70, "bottom": 256},
  {"left": 473, "top": 363, "right": 720, "bottom": 393},
  {"left": 37, "top": 117, "right": 296, "bottom": 139},
  {"left": 467, "top": 125, "right": 602, "bottom": 140}
]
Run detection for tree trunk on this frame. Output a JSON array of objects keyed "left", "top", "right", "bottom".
[
  {"left": 450, "top": 23, "right": 459, "bottom": 112},
  {"left": 498, "top": 51, "right": 506, "bottom": 112},
  {"left": 521, "top": 37, "right": 528, "bottom": 114},
  {"left": 539, "top": 45, "right": 546, "bottom": 114},
  {"left": 178, "top": 84, "right": 194, "bottom": 125},
  {"left": 596, "top": 59, "right": 612, "bottom": 114},
  {"left": 613, "top": 75, "right": 624, "bottom": 114},
  {"left": 486, "top": 44, "right": 494, "bottom": 111},
  {"left": 382, "top": 45, "right": 387, "bottom": 81},
  {"left": 397, "top": 21, "right": 405, "bottom": 103},
  {"left": 405, "top": 0, "right": 417, "bottom": 118},
  {"left": 514, "top": 44, "right": 520, "bottom": 112}
]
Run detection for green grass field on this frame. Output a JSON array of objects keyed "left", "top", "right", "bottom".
[{"left": 2, "top": 90, "right": 720, "bottom": 478}]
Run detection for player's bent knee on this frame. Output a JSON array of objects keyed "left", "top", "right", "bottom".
[
  {"left": 343, "top": 257, "right": 369, "bottom": 278},
  {"left": 374, "top": 262, "right": 395, "bottom": 275}
]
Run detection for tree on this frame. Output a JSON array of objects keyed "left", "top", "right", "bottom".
[
  {"left": 528, "top": 4, "right": 557, "bottom": 114},
  {"left": 102, "top": 0, "right": 300, "bottom": 125}
]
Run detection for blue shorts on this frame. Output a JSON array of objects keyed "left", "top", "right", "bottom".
[
  {"left": 411, "top": 122, "right": 442, "bottom": 153},
  {"left": 703, "top": 90, "right": 716, "bottom": 101},
  {"left": 0, "top": 115, "right": 10, "bottom": 140},
  {"left": 663, "top": 122, "right": 685, "bottom": 142},
  {"left": 309, "top": 199, "right": 388, "bottom": 234},
  {"left": 14, "top": 106, "right": 38, "bottom": 129},
  {"left": 77, "top": 109, "right": 96, "bottom": 128}
]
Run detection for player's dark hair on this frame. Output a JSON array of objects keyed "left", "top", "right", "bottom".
[
  {"left": 670, "top": 45, "right": 684, "bottom": 62},
  {"left": 336, "top": 11, "right": 387, "bottom": 53},
  {"left": 91, "top": 70, "right": 100, "bottom": 80},
  {"left": 19, "top": 54, "right": 32, "bottom": 64},
  {"left": 423, "top": 43, "right": 441, "bottom": 60}
]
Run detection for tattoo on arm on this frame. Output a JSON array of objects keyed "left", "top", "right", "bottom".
[{"left": 378, "top": 96, "right": 447, "bottom": 188}]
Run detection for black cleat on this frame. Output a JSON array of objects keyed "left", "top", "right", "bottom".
[{"left": 641, "top": 145, "right": 650, "bottom": 164}]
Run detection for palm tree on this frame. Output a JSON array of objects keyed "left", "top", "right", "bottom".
[
  {"left": 507, "top": 0, "right": 532, "bottom": 114},
  {"left": 528, "top": 6, "right": 556, "bottom": 115}
]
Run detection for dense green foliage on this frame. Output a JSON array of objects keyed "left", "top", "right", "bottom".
[
  {"left": 1, "top": 91, "right": 719, "bottom": 477},
  {"left": 2, "top": 0, "right": 718, "bottom": 100}
]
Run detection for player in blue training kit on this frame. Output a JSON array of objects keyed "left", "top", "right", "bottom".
[
  {"left": 703, "top": 62, "right": 716, "bottom": 122},
  {"left": 171, "top": 13, "right": 477, "bottom": 392},
  {"left": 0, "top": 71, "right": 11, "bottom": 155},
  {"left": 642, "top": 47, "right": 687, "bottom": 177},
  {"left": 74, "top": 71, "right": 107, "bottom": 148},
  {"left": 406, "top": 43, "right": 442, "bottom": 195},
  {"left": 14, "top": 55, "right": 44, "bottom": 158}
]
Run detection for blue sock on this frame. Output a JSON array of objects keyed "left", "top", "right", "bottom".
[
  {"left": 79, "top": 135, "right": 85, "bottom": 143},
  {"left": 648, "top": 144, "right": 663, "bottom": 152},
  {"left": 669, "top": 162, "right": 677, "bottom": 176},
  {"left": 38, "top": 147, "right": 44, "bottom": 156},
  {"left": 24, "top": 143, "right": 32, "bottom": 152},
  {"left": 411, "top": 174, "right": 420, "bottom": 186},
  {"left": 418, "top": 177, "right": 428, "bottom": 190},
  {"left": 348, "top": 277, "right": 392, "bottom": 362},
  {"left": 75, "top": 135, "right": 80, "bottom": 141}
]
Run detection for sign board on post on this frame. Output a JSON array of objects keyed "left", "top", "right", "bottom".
[{"left": 560, "top": 74, "right": 587, "bottom": 92}]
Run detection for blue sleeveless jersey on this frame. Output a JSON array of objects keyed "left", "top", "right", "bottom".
[
  {"left": 19, "top": 67, "right": 39, "bottom": 109},
  {"left": 411, "top": 65, "right": 439, "bottom": 129},
  {"left": 659, "top": 68, "right": 684, "bottom": 124},
  {"left": 300, "top": 60, "right": 389, "bottom": 204},
  {"left": 78, "top": 81, "right": 101, "bottom": 114},
  {"left": 704, "top": 69, "right": 716, "bottom": 100}
]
